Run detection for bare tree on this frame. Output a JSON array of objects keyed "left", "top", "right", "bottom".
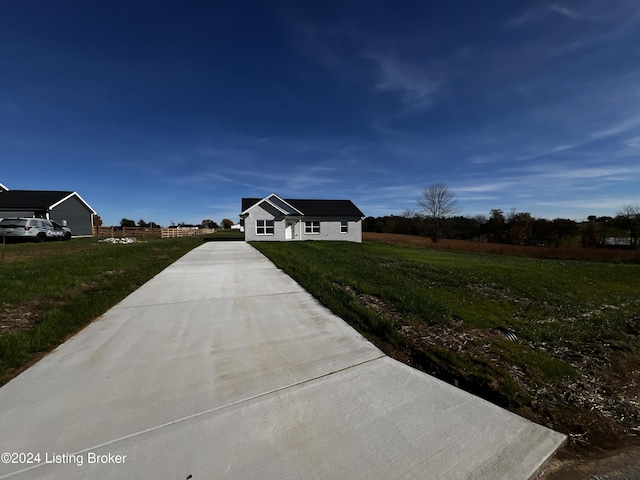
[
  {"left": 617, "top": 205, "right": 640, "bottom": 249},
  {"left": 417, "top": 183, "right": 461, "bottom": 242}
]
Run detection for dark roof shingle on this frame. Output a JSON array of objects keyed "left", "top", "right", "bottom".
[
  {"left": 0, "top": 190, "right": 73, "bottom": 209},
  {"left": 241, "top": 197, "right": 364, "bottom": 217}
]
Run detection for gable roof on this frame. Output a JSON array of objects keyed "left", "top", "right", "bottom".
[
  {"left": 286, "top": 199, "right": 364, "bottom": 217},
  {"left": 241, "top": 195, "right": 364, "bottom": 217},
  {"left": 264, "top": 193, "right": 304, "bottom": 215},
  {"left": 0, "top": 190, "right": 96, "bottom": 214}
]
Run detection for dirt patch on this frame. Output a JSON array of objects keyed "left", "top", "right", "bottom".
[
  {"left": 543, "top": 446, "right": 640, "bottom": 479},
  {"left": 406, "top": 323, "right": 640, "bottom": 477},
  {"left": 339, "top": 284, "right": 405, "bottom": 325},
  {"left": 0, "top": 304, "right": 41, "bottom": 333},
  {"left": 339, "top": 282, "right": 640, "bottom": 478},
  {"left": 0, "top": 270, "right": 126, "bottom": 336}
]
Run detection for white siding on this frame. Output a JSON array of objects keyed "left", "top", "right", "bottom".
[
  {"left": 299, "top": 218, "right": 362, "bottom": 243},
  {"left": 243, "top": 203, "right": 286, "bottom": 242},
  {"left": 243, "top": 199, "right": 362, "bottom": 243}
]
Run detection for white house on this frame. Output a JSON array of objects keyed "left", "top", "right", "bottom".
[{"left": 240, "top": 193, "right": 364, "bottom": 243}]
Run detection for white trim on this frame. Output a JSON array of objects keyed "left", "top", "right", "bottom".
[
  {"left": 240, "top": 198, "right": 285, "bottom": 216},
  {"left": 49, "top": 191, "right": 97, "bottom": 214},
  {"left": 0, "top": 183, "right": 9, "bottom": 192},
  {"left": 265, "top": 193, "right": 304, "bottom": 215},
  {"left": 262, "top": 199, "right": 289, "bottom": 215},
  {"left": 255, "top": 219, "right": 275, "bottom": 235},
  {"left": 241, "top": 193, "right": 305, "bottom": 217},
  {"left": 304, "top": 220, "right": 320, "bottom": 235}
]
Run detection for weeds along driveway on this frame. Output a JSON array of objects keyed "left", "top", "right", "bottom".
[{"left": 0, "top": 241, "right": 565, "bottom": 479}]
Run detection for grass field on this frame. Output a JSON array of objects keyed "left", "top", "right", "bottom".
[
  {"left": 364, "top": 232, "right": 640, "bottom": 263},
  {"left": 1, "top": 231, "right": 638, "bottom": 470},
  {"left": 0, "top": 236, "right": 207, "bottom": 384},
  {"left": 253, "top": 239, "right": 640, "bottom": 457}
]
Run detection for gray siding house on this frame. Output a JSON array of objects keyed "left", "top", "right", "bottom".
[
  {"left": 241, "top": 194, "right": 364, "bottom": 243},
  {"left": 0, "top": 187, "right": 97, "bottom": 236}
]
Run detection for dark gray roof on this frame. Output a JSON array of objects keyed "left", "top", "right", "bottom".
[
  {"left": 0, "top": 190, "right": 95, "bottom": 213},
  {"left": 242, "top": 197, "right": 364, "bottom": 217},
  {"left": 242, "top": 198, "right": 262, "bottom": 212},
  {"left": 287, "top": 199, "right": 364, "bottom": 217}
]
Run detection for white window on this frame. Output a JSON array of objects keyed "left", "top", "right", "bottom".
[
  {"left": 256, "top": 219, "right": 274, "bottom": 235},
  {"left": 340, "top": 220, "right": 348, "bottom": 233},
  {"left": 304, "top": 220, "right": 320, "bottom": 234}
]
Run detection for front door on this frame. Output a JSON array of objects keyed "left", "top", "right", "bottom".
[{"left": 285, "top": 221, "right": 293, "bottom": 240}]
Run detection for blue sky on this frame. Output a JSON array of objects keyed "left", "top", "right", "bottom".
[{"left": 1, "top": 1, "right": 639, "bottom": 227}]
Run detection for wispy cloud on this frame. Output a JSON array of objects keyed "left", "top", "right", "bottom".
[
  {"left": 507, "top": 0, "right": 640, "bottom": 29},
  {"left": 522, "top": 162, "right": 640, "bottom": 182},
  {"left": 590, "top": 115, "right": 640, "bottom": 139},
  {"left": 531, "top": 193, "right": 640, "bottom": 220},
  {"left": 515, "top": 144, "right": 579, "bottom": 161},
  {"left": 288, "top": 16, "right": 444, "bottom": 115},
  {"left": 366, "top": 53, "right": 443, "bottom": 110},
  {"left": 504, "top": 6, "right": 547, "bottom": 29},
  {"left": 624, "top": 136, "right": 640, "bottom": 147},
  {"left": 549, "top": 3, "right": 597, "bottom": 21}
]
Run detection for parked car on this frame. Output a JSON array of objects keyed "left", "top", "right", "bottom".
[{"left": 0, "top": 218, "right": 72, "bottom": 242}]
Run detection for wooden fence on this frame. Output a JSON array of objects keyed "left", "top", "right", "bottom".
[{"left": 93, "top": 226, "right": 217, "bottom": 239}]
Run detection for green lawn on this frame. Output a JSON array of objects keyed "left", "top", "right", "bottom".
[
  {"left": 2, "top": 235, "right": 637, "bottom": 451},
  {"left": 253, "top": 240, "right": 640, "bottom": 450},
  {"left": 0, "top": 236, "right": 205, "bottom": 383},
  {"left": 254, "top": 241, "right": 639, "bottom": 342}
]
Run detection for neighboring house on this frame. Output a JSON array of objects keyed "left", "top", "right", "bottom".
[
  {"left": 240, "top": 193, "right": 364, "bottom": 243},
  {"left": 0, "top": 187, "right": 97, "bottom": 236}
]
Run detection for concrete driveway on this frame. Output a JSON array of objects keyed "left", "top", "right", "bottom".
[{"left": 0, "top": 241, "right": 565, "bottom": 479}]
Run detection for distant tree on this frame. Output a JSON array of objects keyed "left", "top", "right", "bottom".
[
  {"left": 363, "top": 216, "right": 379, "bottom": 232},
  {"left": 506, "top": 210, "right": 533, "bottom": 245},
  {"left": 93, "top": 215, "right": 103, "bottom": 227},
  {"left": 581, "top": 219, "right": 599, "bottom": 248},
  {"left": 201, "top": 219, "right": 218, "bottom": 229},
  {"left": 417, "top": 183, "right": 461, "bottom": 242},
  {"left": 447, "top": 216, "right": 481, "bottom": 240},
  {"left": 617, "top": 205, "right": 640, "bottom": 248},
  {"left": 138, "top": 219, "right": 148, "bottom": 227},
  {"left": 579, "top": 216, "right": 613, "bottom": 248},
  {"left": 382, "top": 216, "right": 398, "bottom": 233},
  {"left": 471, "top": 214, "right": 488, "bottom": 242},
  {"left": 221, "top": 218, "right": 234, "bottom": 229},
  {"left": 531, "top": 218, "right": 552, "bottom": 246},
  {"left": 120, "top": 218, "right": 136, "bottom": 228},
  {"left": 595, "top": 216, "right": 613, "bottom": 245},
  {"left": 551, "top": 218, "right": 579, "bottom": 247},
  {"left": 486, "top": 209, "right": 506, "bottom": 243}
]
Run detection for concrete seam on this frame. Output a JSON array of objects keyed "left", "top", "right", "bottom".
[
  {"left": 0, "top": 354, "right": 387, "bottom": 479},
  {"left": 112, "top": 290, "right": 309, "bottom": 310}
]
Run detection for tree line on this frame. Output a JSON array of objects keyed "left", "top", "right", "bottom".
[
  {"left": 116, "top": 218, "right": 236, "bottom": 229},
  {"left": 364, "top": 184, "right": 639, "bottom": 249}
]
